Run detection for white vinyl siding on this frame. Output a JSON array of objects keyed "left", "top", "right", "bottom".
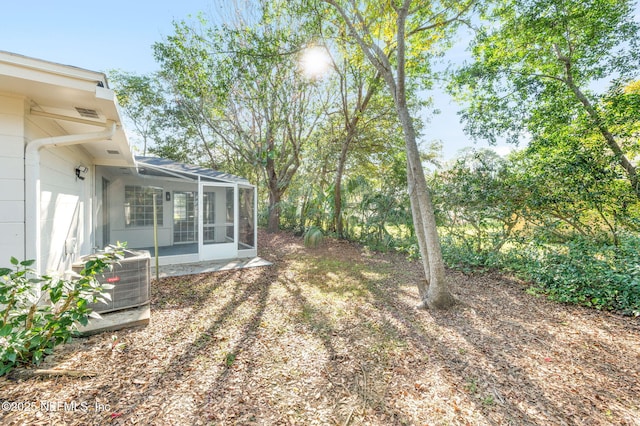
[
  {"left": 0, "top": 95, "right": 26, "bottom": 265},
  {"left": 38, "top": 146, "right": 92, "bottom": 273}
]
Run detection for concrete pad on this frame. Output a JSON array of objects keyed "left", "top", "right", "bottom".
[
  {"left": 78, "top": 304, "right": 150, "bottom": 336},
  {"left": 151, "top": 256, "right": 273, "bottom": 279}
]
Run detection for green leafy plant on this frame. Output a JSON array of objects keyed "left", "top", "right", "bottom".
[
  {"left": 0, "top": 248, "right": 123, "bottom": 375},
  {"left": 303, "top": 226, "right": 324, "bottom": 249},
  {"left": 524, "top": 235, "right": 640, "bottom": 315},
  {"left": 224, "top": 352, "right": 236, "bottom": 368}
]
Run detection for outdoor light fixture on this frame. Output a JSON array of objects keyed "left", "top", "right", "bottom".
[
  {"left": 166, "top": 191, "right": 171, "bottom": 201},
  {"left": 75, "top": 165, "right": 88, "bottom": 180}
]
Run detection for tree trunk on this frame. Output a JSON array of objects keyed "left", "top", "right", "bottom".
[
  {"left": 570, "top": 82, "right": 640, "bottom": 198},
  {"left": 334, "top": 139, "right": 349, "bottom": 237},
  {"left": 266, "top": 155, "right": 280, "bottom": 233},
  {"left": 323, "top": 0, "right": 457, "bottom": 310},
  {"left": 399, "top": 105, "right": 456, "bottom": 309},
  {"left": 406, "top": 159, "right": 429, "bottom": 301},
  {"left": 267, "top": 188, "right": 280, "bottom": 233},
  {"left": 555, "top": 45, "right": 640, "bottom": 199},
  {"left": 394, "top": 1, "right": 454, "bottom": 310},
  {"left": 333, "top": 71, "right": 380, "bottom": 238}
]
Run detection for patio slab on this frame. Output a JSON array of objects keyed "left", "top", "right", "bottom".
[{"left": 150, "top": 256, "right": 273, "bottom": 278}]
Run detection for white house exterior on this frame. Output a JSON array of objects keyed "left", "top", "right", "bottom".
[{"left": 0, "top": 51, "right": 256, "bottom": 274}]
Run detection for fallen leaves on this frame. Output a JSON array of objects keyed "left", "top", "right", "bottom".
[{"left": 1, "top": 230, "right": 639, "bottom": 425}]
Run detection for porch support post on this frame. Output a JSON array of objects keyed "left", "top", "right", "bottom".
[
  {"left": 197, "top": 176, "right": 202, "bottom": 261},
  {"left": 253, "top": 185, "right": 258, "bottom": 249},
  {"left": 234, "top": 183, "right": 239, "bottom": 256}
]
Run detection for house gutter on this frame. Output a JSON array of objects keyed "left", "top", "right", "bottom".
[{"left": 24, "top": 120, "right": 116, "bottom": 273}]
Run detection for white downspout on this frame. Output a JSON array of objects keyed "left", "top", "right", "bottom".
[{"left": 24, "top": 120, "right": 116, "bottom": 273}]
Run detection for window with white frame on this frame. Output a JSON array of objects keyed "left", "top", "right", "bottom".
[{"left": 124, "top": 186, "right": 163, "bottom": 227}]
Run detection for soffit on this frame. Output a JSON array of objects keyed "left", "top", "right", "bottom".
[{"left": 0, "top": 51, "right": 134, "bottom": 166}]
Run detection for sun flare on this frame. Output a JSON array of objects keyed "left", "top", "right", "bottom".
[{"left": 299, "top": 46, "right": 332, "bottom": 80}]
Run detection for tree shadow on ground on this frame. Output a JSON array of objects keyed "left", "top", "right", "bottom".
[
  {"left": 362, "top": 276, "right": 565, "bottom": 425},
  {"left": 359, "top": 266, "right": 640, "bottom": 425},
  {"left": 276, "top": 262, "right": 418, "bottom": 425},
  {"left": 4, "top": 231, "right": 636, "bottom": 425},
  {"left": 117, "top": 265, "right": 273, "bottom": 423},
  {"left": 295, "top": 243, "right": 629, "bottom": 425}
]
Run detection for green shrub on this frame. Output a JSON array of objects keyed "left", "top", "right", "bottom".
[
  {"left": 440, "top": 232, "right": 640, "bottom": 316},
  {"left": 439, "top": 234, "right": 503, "bottom": 273},
  {"left": 525, "top": 235, "right": 640, "bottom": 316},
  {"left": 390, "top": 237, "right": 421, "bottom": 260},
  {"left": 303, "top": 226, "right": 324, "bottom": 248},
  {"left": 0, "top": 250, "right": 122, "bottom": 375}
]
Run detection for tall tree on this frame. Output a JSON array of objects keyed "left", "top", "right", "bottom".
[
  {"left": 325, "top": 40, "right": 387, "bottom": 237},
  {"left": 320, "top": 0, "right": 474, "bottom": 309},
  {"left": 331, "top": 63, "right": 381, "bottom": 237},
  {"left": 452, "top": 0, "right": 640, "bottom": 198},
  {"left": 108, "top": 71, "right": 166, "bottom": 156},
  {"left": 154, "top": 7, "right": 328, "bottom": 232}
]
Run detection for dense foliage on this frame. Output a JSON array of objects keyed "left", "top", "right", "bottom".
[
  {"left": 433, "top": 149, "right": 640, "bottom": 315},
  {"left": 108, "top": 0, "right": 640, "bottom": 315},
  {"left": 440, "top": 0, "right": 640, "bottom": 313}
]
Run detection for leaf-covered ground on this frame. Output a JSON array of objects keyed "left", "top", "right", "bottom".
[{"left": 1, "top": 230, "right": 639, "bottom": 425}]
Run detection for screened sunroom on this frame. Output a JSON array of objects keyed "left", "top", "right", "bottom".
[{"left": 95, "top": 156, "right": 257, "bottom": 265}]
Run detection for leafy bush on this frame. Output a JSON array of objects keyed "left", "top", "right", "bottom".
[
  {"left": 524, "top": 235, "right": 640, "bottom": 316},
  {"left": 0, "top": 251, "right": 121, "bottom": 375},
  {"left": 394, "top": 239, "right": 421, "bottom": 260},
  {"left": 440, "top": 232, "right": 640, "bottom": 316},
  {"left": 303, "top": 226, "right": 324, "bottom": 248},
  {"left": 439, "top": 234, "right": 504, "bottom": 274}
]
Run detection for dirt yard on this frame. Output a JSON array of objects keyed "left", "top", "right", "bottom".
[{"left": 1, "top": 230, "right": 639, "bottom": 425}]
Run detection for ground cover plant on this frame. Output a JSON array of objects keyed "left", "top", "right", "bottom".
[
  {"left": 439, "top": 233, "right": 640, "bottom": 316},
  {"left": 1, "top": 230, "right": 638, "bottom": 425}
]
